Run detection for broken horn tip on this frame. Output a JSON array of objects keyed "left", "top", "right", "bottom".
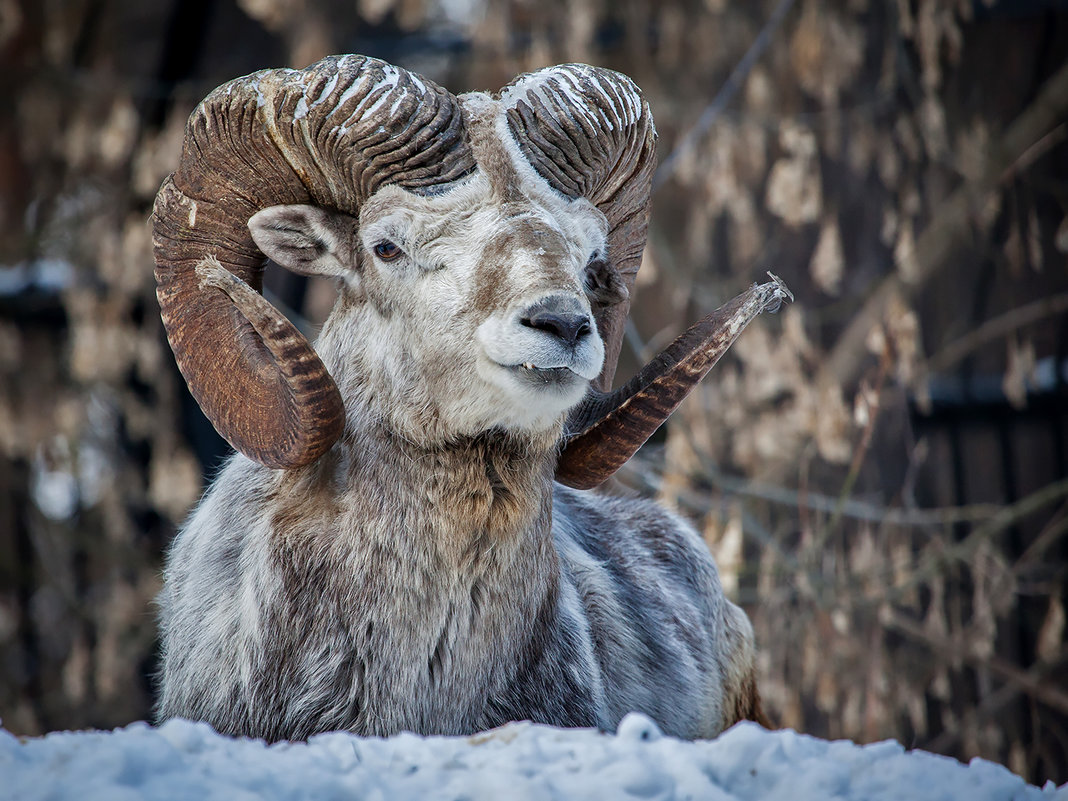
[
  {"left": 757, "top": 270, "right": 794, "bottom": 313},
  {"left": 764, "top": 270, "right": 794, "bottom": 302}
]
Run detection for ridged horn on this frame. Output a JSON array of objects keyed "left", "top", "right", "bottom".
[
  {"left": 152, "top": 55, "right": 475, "bottom": 468},
  {"left": 499, "top": 64, "right": 657, "bottom": 394},
  {"left": 556, "top": 274, "right": 793, "bottom": 490}
]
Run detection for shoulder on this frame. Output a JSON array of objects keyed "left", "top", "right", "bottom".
[
  {"left": 552, "top": 484, "right": 708, "bottom": 556},
  {"left": 164, "top": 455, "right": 277, "bottom": 593},
  {"left": 551, "top": 483, "right": 720, "bottom": 595}
]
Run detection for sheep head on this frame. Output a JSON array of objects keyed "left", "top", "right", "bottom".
[
  {"left": 153, "top": 55, "right": 787, "bottom": 484},
  {"left": 244, "top": 161, "right": 612, "bottom": 440}
]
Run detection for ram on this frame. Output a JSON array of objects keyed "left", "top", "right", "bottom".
[{"left": 153, "top": 55, "right": 789, "bottom": 742}]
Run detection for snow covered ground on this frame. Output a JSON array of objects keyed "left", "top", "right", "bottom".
[{"left": 2, "top": 713, "right": 1063, "bottom": 801}]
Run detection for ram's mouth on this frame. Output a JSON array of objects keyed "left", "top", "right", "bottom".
[{"left": 503, "top": 362, "right": 582, "bottom": 387}]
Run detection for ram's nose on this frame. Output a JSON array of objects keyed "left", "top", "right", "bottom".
[{"left": 519, "top": 295, "right": 593, "bottom": 348}]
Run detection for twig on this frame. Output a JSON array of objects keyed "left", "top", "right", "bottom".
[
  {"left": 697, "top": 455, "right": 1067, "bottom": 598},
  {"left": 819, "top": 342, "right": 892, "bottom": 548},
  {"left": 616, "top": 457, "right": 800, "bottom": 570},
  {"left": 620, "top": 448, "right": 1007, "bottom": 526},
  {"left": 1001, "top": 122, "right": 1068, "bottom": 183},
  {"left": 620, "top": 444, "right": 1068, "bottom": 607},
  {"left": 882, "top": 478, "right": 1068, "bottom": 604},
  {"left": 925, "top": 292, "right": 1068, "bottom": 376},
  {"left": 1014, "top": 501, "right": 1068, "bottom": 570},
  {"left": 697, "top": 451, "right": 1006, "bottom": 527},
  {"left": 986, "top": 655, "right": 1068, "bottom": 717},
  {"left": 652, "top": 0, "right": 797, "bottom": 192}
]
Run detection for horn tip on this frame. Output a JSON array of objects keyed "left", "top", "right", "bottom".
[{"left": 759, "top": 271, "right": 794, "bottom": 314}]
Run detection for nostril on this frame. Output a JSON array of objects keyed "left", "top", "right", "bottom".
[{"left": 522, "top": 310, "right": 592, "bottom": 347}]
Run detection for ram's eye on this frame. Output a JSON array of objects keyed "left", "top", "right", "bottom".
[{"left": 372, "top": 240, "right": 403, "bottom": 261}]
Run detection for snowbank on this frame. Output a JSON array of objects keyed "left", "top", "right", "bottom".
[{"left": 2, "top": 714, "right": 1061, "bottom": 801}]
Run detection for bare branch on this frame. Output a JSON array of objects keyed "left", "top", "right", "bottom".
[
  {"left": 883, "top": 610, "right": 1068, "bottom": 717},
  {"left": 618, "top": 449, "right": 1007, "bottom": 527},
  {"left": 925, "top": 292, "right": 1068, "bottom": 376}
]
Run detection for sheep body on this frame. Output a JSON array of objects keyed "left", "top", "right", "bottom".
[
  {"left": 159, "top": 432, "right": 755, "bottom": 740},
  {"left": 154, "top": 60, "right": 764, "bottom": 743}
]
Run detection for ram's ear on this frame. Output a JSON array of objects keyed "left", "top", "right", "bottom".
[{"left": 249, "top": 205, "right": 351, "bottom": 278}]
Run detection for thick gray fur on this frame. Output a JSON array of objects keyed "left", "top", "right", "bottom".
[{"left": 158, "top": 433, "right": 756, "bottom": 741}]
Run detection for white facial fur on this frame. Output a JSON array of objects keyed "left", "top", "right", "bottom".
[{"left": 250, "top": 171, "right": 610, "bottom": 442}]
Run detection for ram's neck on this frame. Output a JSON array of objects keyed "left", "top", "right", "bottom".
[
  {"left": 170, "top": 304, "right": 594, "bottom": 738},
  {"left": 356, "top": 420, "right": 558, "bottom": 551},
  {"left": 310, "top": 308, "right": 561, "bottom": 542}
]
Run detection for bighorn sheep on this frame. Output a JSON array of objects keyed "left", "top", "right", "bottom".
[{"left": 153, "top": 55, "right": 789, "bottom": 742}]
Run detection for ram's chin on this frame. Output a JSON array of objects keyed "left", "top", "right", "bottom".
[{"left": 475, "top": 359, "right": 590, "bottom": 432}]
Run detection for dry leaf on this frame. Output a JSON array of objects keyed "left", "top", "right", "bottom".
[
  {"left": 810, "top": 217, "right": 845, "bottom": 295},
  {"left": 1036, "top": 592, "right": 1065, "bottom": 664},
  {"left": 744, "top": 66, "right": 773, "bottom": 113},
  {"left": 880, "top": 207, "right": 899, "bottom": 246},
  {"left": 1002, "top": 336, "right": 1036, "bottom": 409},
  {"left": 1009, "top": 745, "right": 1029, "bottom": 784},
  {"left": 853, "top": 379, "right": 878, "bottom": 428},
  {"left": 877, "top": 139, "right": 901, "bottom": 185},
  {"left": 790, "top": 0, "right": 863, "bottom": 105},
  {"left": 955, "top": 120, "right": 991, "bottom": 184},
  {"left": 894, "top": 115, "right": 921, "bottom": 162},
  {"left": 896, "top": 0, "right": 914, "bottom": 38},
  {"left": 814, "top": 381, "right": 853, "bottom": 464},
  {"left": 884, "top": 293, "right": 922, "bottom": 384},
  {"left": 894, "top": 218, "right": 920, "bottom": 282},
  {"left": 1056, "top": 215, "right": 1068, "bottom": 253},
  {"left": 237, "top": 0, "right": 300, "bottom": 29},
  {"left": 704, "top": 507, "right": 743, "bottom": 597},
  {"left": 916, "top": 0, "right": 963, "bottom": 89},
  {"left": 98, "top": 98, "right": 138, "bottom": 169},
  {"left": 816, "top": 668, "right": 838, "bottom": 713},
  {"left": 765, "top": 156, "right": 821, "bottom": 227},
  {"left": 766, "top": 124, "right": 821, "bottom": 227},
  {"left": 918, "top": 93, "right": 949, "bottom": 158},
  {"left": 149, "top": 446, "right": 203, "bottom": 523}
]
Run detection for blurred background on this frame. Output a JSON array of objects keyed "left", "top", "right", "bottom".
[{"left": 1, "top": 0, "right": 1067, "bottom": 786}]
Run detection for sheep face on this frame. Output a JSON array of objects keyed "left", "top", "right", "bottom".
[{"left": 249, "top": 172, "right": 609, "bottom": 441}]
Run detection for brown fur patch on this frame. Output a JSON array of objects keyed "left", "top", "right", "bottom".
[
  {"left": 725, "top": 670, "right": 773, "bottom": 729},
  {"left": 269, "top": 452, "right": 343, "bottom": 543},
  {"left": 472, "top": 216, "right": 575, "bottom": 316}
]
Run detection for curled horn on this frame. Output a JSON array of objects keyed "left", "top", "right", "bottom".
[
  {"left": 153, "top": 55, "right": 475, "bottom": 468},
  {"left": 500, "top": 64, "right": 657, "bottom": 394}
]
